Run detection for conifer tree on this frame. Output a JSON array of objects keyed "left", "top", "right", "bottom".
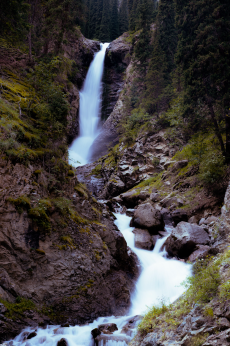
[
  {"left": 110, "top": 0, "right": 119, "bottom": 40},
  {"left": 176, "top": 0, "right": 230, "bottom": 159},
  {"left": 119, "top": 0, "right": 129, "bottom": 35},
  {"left": 99, "top": 0, "right": 111, "bottom": 41}
]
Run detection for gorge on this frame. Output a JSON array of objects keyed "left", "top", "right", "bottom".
[{"left": 1, "top": 1, "right": 230, "bottom": 345}]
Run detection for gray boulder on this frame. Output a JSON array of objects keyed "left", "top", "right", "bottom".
[
  {"left": 165, "top": 221, "right": 210, "bottom": 258},
  {"left": 133, "top": 228, "right": 153, "bottom": 250},
  {"left": 131, "top": 203, "right": 162, "bottom": 233},
  {"left": 188, "top": 245, "right": 211, "bottom": 262}
]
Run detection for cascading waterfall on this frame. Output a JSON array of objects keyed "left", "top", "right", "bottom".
[
  {"left": 68, "top": 43, "right": 109, "bottom": 167},
  {"left": 10, "top": 211, "right": 192, "bottom": 346}
]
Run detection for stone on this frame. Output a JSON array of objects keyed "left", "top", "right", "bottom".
[
  {"left": 188, "top": 245, "right": 211, "bottom": 262},
  {"left": 27, "top": 332, "right": 37, "bottom": 339},
  {"left": 161, "top": 208, "right": 174, "bottom": 227},
  {"left": 138, "top": 191, "right": 150, "bottom": 201},
  {"left": 165, "top": 222, "right": 210, "bottom": 258},
  {"left": 57, "top": 338, "right": 68, "bottom": 346},
  {"left": 188, "top": 216, "right": 199, "bottom": 224},
  {"left": 98, "top": 323, "right": 118, "bottom": 333},
  {"left": 218, "top": 318, "right": 230, "bottom": 330},
  {"left": 170, "top": 160, "right": 188, "bottom": 172},
  {"left": 120, "top": 190, "right": 139, "bottom": 208},
  {"left": 0, "top": 304, "right": 7, "bottom": 314},
  {"left": 131, "top": 203, "right": 162, "bottom": 233},
  {"left": 203, "top": 328, "right": 230, "bottom": 345},
  {"left": 120, "top": 315, "right": 141, "bottom": 336},
  {"left": 150, "top": 192, "right": 160, "bottom": 202},
  {"left": 133, "top": 229, "right": 153, "bottom": 250},
  {"left": 91, "top": 328, "right": 101, "bottom": 339},
  {"left": 171, "top": 210, "right": 188, "bottom": 225}
]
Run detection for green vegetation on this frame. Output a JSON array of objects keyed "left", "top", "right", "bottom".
[
  {"left": 7, "top": 195, "right": 31, "bottom": 214},
  {"left": 0, "top": 297, "right": 36, "bottom": 321}
]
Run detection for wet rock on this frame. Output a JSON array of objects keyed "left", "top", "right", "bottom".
[
  {"left": 121, "top": 315, "right": 142, "bottom": 336},
  {"left": 91, "top": 328, "right": 101, "bottom": 338},
  {"left": 61, "top": 323, "right": 70, "bottom": 327},
  {"left": 161, "top": 208, "right": 174, "bottom": 227},
  {"left": 57, "top": 338, "right": 68, "bottom": 346},
  {"left": 188, "top": 245, "right": 211, "bottom": 262},
  {"left": 98, "top": 323, "right": 118, "bottom": 333},
  {"left": 152, "top": 235, "right": 160, "bottom": 247},
  {"left": 165, "top": 221, "right": 210, "bottom": 258},
  {"left": 27, "top": 332, "right": 37, "bottom": 339},
  {"left": 133, "top": 229, "right": 153, "bottom": 250},
  {"left": 131, "top": 203, "right": 162, "bottom": 233}
]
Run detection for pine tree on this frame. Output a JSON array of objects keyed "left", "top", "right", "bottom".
[
  {"left": 99, "top": 0, "right": 111, "bottom": 42},
  {"left": 119, "top": 0, "right": 129, "bottom": 35},
  {"left": 129, "top": 0, "right": 140, "bottom": 31},
  {"left": 110, "top": 0, "right": 119, "bottom": 40},
  {"left": 176, "top": 0, "right": 230, "bottom": 159}
]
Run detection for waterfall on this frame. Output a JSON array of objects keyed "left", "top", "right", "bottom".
[
  {"left": 10, "top": 212, "right": 192, "bottom": 346},
  {"left": 68, "top": 43, "right": 109, "bottom": 167}
]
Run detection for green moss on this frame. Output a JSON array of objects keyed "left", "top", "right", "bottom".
[
  {"left": 60, "top": 235, "right": 76, "bottom": 250},
  {"left": 36, "top": 249, "right": 45, "bottom": 255},
  {"left": 0, "top": 297, "right": 36, "bottom": 321},
  {"left": 68, "top": 169, "right": 74, "bottom": 177},
  {"left": 7, "top": 195, "right": 31, "bottom": 213},
  {"left": 91, "top": 164, "right": 102, "bottom": 177}
]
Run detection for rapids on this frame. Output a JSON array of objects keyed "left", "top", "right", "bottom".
[{"left": 10, "top": 212, "right": 192, "bottom": 346}]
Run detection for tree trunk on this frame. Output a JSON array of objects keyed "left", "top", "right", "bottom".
[{"left": 207, "top": 100, "right": 226, "bottom": 156}]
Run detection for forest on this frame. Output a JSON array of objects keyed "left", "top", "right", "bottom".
[{"left": 1, "top": 0, "right": 230, "bottom": 345}]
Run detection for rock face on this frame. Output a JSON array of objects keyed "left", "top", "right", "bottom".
[
  {"left": 131, "top": 203, "right": 162, "bottom": 233},
  {"left": 165, "top": 221, "right": 210, "bottom": 258},
  {"left": 0, "top": 157, "right": 139, "bottom": 341}
]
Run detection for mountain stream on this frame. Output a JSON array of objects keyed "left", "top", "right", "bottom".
[{"left": 10, "top": 211, "right": 191, "bottom": 346}]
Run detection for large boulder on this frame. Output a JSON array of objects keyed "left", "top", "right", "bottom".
[
  {"left": 133, "top": 228, "right": 153, "bottom": 250},
  {"left": 131, "top": 203, "right": 162, "bottom": 233},
  {"left": 98, "top": 323, "right": 118, "bottom": 333},
  {"left": 165, "top": 221, "right": 210, "bottom": 258},
  {"left": 120, "top": 190, "right": 139, "bottom": 208}
]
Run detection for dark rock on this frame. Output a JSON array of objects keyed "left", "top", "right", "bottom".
[
  {"left": 91, "top": 328, "right": 101, "bottom": 339},
  {"left": 203, "top": 327, "right": 230, "bottom": 345},
  {"left": 131, "top": 203, "right": 162, "bottom": 233},
  {"left": 150, "top": 192, "right": 160, "bottom": 202},
  {"left": 0, "top": 303, "right": 7, "bottom": 314},
  {"left": 188, "top": 215, "right": 199, "bottom": 224},
  {"left": 27, "top": 332, "right": 37, "bottom": 339},
  {"left": 218, "top": 318, "right": 230, "bottom": 330},
  {"left": 165, "top": 221, "right": 210, "bottom": 259},
  {"left": 98, "top": 323, "right": 118, "bottom": 333},
  {"left": 57, "top": 338, "right": 68, "bottom": 346},
  {"left": 170, "top": 160, "right": 188, "bottom": 172},
  {"left": 161, "top": 208, "right": 174, "bottom": 226},
  {"left": 171, "top": 210, "right": 188, "bottom": 225},
  {"left": 61, "top": 323, "right": 70, "bottom": 327},
  {"left": 133, "top": 228, "right": 153, "bottom": 250},
  {"left": 188, "top": 245, "right": 211, "bottom": 262},
  {"left": 120, "top": 190, "right": 139, "bottom": 208}
]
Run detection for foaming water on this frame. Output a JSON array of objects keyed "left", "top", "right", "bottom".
[
  {"left": 113, "top": 213, "right": 192, "bottom": 316},
  {"left": 68, "top": 43, "right": 109, "bottom": 167},
  {"left": 10, "top": 212, "right": 192, "bottom": 346}
]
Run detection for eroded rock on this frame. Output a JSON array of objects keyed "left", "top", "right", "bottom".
[
  {"left": 131, "top": 203, "right": 162, "bottom": 233},
  {"left": 165, "top": 221, "right": 210, "bottom": 258},
  {"left": 133, "top": 229, "right": 153, "bottom": 250}
]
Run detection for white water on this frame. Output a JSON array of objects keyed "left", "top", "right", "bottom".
[
  {"left": 10, "top": 212, "right": 192, "bottom": 346},
  {"left": 68, "top": 43, "right": 109, "bottom": 167}
]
